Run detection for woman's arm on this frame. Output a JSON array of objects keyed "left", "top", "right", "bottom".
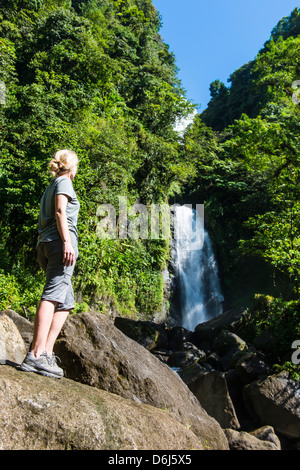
[{"left": 55, "top": 193, "right": 75, "bottom": 266}]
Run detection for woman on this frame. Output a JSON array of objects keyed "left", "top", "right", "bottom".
[{"left": 21, "top": 149, "right": 80, "bottom": 378}]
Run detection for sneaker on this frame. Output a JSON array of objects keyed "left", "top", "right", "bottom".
[
  {"left": 20, "top": 351, "right": 64, "bottom": 379},
  {"left": 48, "top": 352, "right": 64, "bottom": 377}
]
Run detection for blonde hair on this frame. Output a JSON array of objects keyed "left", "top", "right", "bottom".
[{"left": 49, "top": 149, "right": 79, "bottom": 177}]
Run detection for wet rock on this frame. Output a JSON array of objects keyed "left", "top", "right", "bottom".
[
  {"left": 167, "top": 342, "right": 206, "bottom": 368},
  {"left": 178, "top": 362, "right": 213, "bottom": 385}
]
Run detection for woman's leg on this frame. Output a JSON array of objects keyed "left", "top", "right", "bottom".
[
  {"left": 31, "top": 303, "right": 70, "bottom": 357},
  {"left": 31, "top": 300, "right": 56, "bottom": 357},
  {"left": 45, "top": 309, "right": 70, "bottom": 354},
  {"left": 32, "top": 234, "right": 77, "bottom": 357}
]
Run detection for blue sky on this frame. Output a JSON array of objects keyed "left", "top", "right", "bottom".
[{"left": 152, "top": 0, "right": 299, "bottom": 111}]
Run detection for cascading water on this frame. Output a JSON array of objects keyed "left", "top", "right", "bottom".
[{"left": 172, "top": 205, "right": 224, "bottom": 331}]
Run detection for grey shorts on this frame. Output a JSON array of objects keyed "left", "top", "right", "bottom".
[{"left": 36, "top": 232, "right": 78, "bottom": 311}]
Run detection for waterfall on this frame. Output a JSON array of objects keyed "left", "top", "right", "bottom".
[{"left": 172, "top": 205, "right": 224, "bottom": 331}]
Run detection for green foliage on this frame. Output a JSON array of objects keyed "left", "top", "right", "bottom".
[
  {"left": 265, "top": 7, "right": 300, "bottom": 44},
  {"left": 0, "top": 0, "right": 191, "bottom": 318},
  {"left": 250, "top": 294, "right": 300, "bottom": 363},
  {"left": 0, "top": 268, "right": 44, "bottom": 316},
  {"left": 273, "top": 362, "right": 300, "bottom": 382}
]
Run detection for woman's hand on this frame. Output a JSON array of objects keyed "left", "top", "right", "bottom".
[{"left": 63, "top": 240, "right": 75, "bottom": 266}]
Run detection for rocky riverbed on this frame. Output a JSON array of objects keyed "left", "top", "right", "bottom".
[
  {"left": 0, "top": 308, "right": 299, "bottom": 450},
  {"left": 114, "top": 307, "right": 300, "bottom": 450}
]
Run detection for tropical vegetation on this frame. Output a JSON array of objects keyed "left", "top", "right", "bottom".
[{"left": 0, "top": 1, "right": 299, "bottom": 371}]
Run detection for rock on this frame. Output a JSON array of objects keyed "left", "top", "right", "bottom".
[
  {"left": 178, "top": 362, "right": 212, "bottom": 385},
  {"left": 194, "top": 307, "right": 248, "bottom": 342},
  {"left": 213, "top": 330, "right": 247, "bottom": 356},
  {"left": 2, "top": 309, "right": 34, "bottom": 344},
  {"left": 55, "top": 310, "right": 229, "bottom": 450},
  {"left": 250, "top": 425, "right": 281, "bottom": 449},
  {"left": 114, "top": 317, "right": 168, "bottom": 351},
  {"left": 114, "top": 318, "right": 197, "bottom": 355},
  {"left": 0, "top": 312, "right": 27, "bottom": 365},
  {"left": 1, "top": 309, "right": 33, "bottom": 349},
  {"left": 235, "top": 351, "right": 270, "bottom": 384},
  {"left": 188, "top": 370, "right": 241, "bottom": 430},
  {"left": 167, "top": 343, "right": 206, "bottom": 368},
  {"left": 167, "top": 351, "right": 190, "bottom": 368},
  {"left": 243, "top": 371, "right": 300, "bottom": 439},
  {"left": 166, "top": 326, "right": 194, "bottom": 350},
  {"left": 0, "top": 365, "right": 203, "bottom": 450},
  {"left": 224, "top": 428, "right": 280, "bottom": 450},
  {"left": 220, "top": 349, "right": 243, "bottom": 372},
  {"left": 151, "top": 349, "right": 172, "bottom": 364},
  {"left": 205, "top": 352, "right": 222, "bottom": 370},
  {"left": 211, "top": 330, "right": 248, "bottom": 372},
  {"left": 225, "top": 370, "right": 254, "bottom": 430}
]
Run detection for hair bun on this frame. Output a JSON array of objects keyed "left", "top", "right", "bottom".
[
  {"left": 49, "top": 158, "right": 61, "bottom": 176},
  {"left": 48, "top": 149, "right": 78, "bottom": 177}
]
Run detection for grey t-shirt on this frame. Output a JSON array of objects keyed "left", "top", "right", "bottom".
[{"left": 37, "top": 176, "right": 80, "bottom": 244}]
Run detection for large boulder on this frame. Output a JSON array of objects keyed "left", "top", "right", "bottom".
[
  {"left": 194, "top": 307, "right": 249, "bottom": 342},
  {"left": 1, "top": 309, "right": 34, "bottom": 350},
  {"left": 243, "top": 372, "right": 300, "bottom": 439},
  {"left": 235, "top": 351, "right": 270, "bottom": 384},
  {"left": 0, "top": 311, "right": 27, "bottom": 365},
  {"left": 213, "top": 330, "right": 247, "bottom": 356},
  {"left": 54, "top": 310, "right": 229, "bottom": 450},
  {"left": 188, "top": 371, "right": 241, "bottom": 430},
  {"left": 0, "top": 365, "right": 203, "bottom": 450},
  {"left": 210, "top": 329, "right": 249, "bottom": 372}
]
